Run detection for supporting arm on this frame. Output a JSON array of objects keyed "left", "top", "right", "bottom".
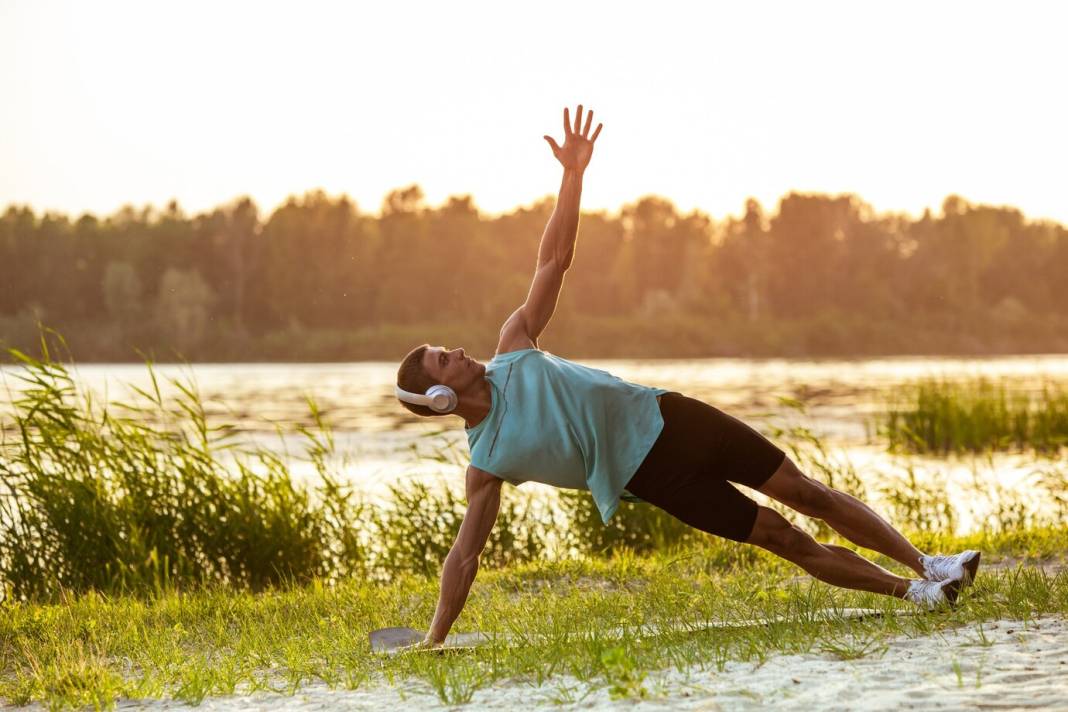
[{"left": 424, "top": 466, "right": 502, "bottom": 645}]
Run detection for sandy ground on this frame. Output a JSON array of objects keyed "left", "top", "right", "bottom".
[{"left": 33, "top": 615, "right": 1068, "bottom": 711}]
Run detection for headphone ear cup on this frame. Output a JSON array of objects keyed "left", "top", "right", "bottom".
[{"left": 426, "top": 384, "right": 458, "bottom": 413}]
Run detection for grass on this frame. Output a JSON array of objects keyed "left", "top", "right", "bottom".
[
  {"left": 6, "top": 344, "right": 1061, "bottom": 601},
  {"left": 881, "top": 378, "right": 1068, "bottom": 455},
  {"left": 3, "top": 337, "right": 1068, "bottom": 707},
  {"left": 0, "top": 340, "right": 554, "bottom": 601},
  {"left": 1, "top": 531, "right": 1066, "bottom": 709},
  {"left": 2, "top": 340, "right": 953, "bottom": 601}
]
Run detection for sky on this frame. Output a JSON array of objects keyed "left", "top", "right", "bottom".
[{"left": 2, "top": 0, "right": 1066, "bottom": 223}]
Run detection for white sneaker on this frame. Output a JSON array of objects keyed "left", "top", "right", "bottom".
[
  {"left": 905, "top": 578, "right": 961, "bottom": 610},
  {"left": 920, "top": 550, "right": 981, "bottom": 586}
]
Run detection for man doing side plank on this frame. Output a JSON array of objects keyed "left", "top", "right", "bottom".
[{"left": 394, "top": 105, "right": 981, "bottom": 649}]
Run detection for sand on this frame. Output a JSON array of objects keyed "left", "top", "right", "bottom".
[{"left": 40, "top": 615, "right": 1068, "bottom": 711}]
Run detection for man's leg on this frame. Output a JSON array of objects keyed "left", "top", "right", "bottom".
[
  {"left": 746, "top": 505, "right": 912, "bottom": 597},
  {"left": 757, "top": 457, "right": 927, "bottom": 576}
]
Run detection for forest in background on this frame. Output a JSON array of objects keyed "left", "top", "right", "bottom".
[{"left": 2, "top": 188, "right": 1067, "bottom": 361}]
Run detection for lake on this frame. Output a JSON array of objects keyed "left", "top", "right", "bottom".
[{"left": 3, "top": 354, "right": 1066, "bottom": 532}]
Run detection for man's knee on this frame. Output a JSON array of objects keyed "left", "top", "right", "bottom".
[
  {"left": 746, "top": 506, "right": 813, "bottom": 556},
  {"left": 795, "top": 477, "right": 837, "bottom": 519},
  {"left": 760, "top": 459, "right": 837, "bottom": 519}
]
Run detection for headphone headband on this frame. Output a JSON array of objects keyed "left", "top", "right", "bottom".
[{"left": 395, "top": 383, "right": 458, "bottom": 414}]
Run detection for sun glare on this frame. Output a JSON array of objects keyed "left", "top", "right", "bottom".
[{"left": 1, "top": 1, "right": 1066, "bottom": 222}]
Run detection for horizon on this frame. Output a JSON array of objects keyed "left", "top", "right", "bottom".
[
  {"left": 3, "top": 185, "right": 1059, "bottom": 226},
  {"left": 3, "top": 1, "right": 1067, "bottom": 223}
]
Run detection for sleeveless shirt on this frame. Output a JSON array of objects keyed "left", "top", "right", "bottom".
[{"left": 465, "top": 348, "right": 669, "bottom": 523}]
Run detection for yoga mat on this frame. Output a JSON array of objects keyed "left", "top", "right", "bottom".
[{"left": 370, "top": 607, "right": 912, "bottom": 655}]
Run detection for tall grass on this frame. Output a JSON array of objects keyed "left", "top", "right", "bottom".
[
  {"left": 3, "top": 341, "right": 1067, "bottom": 604},
  {"left": 881, "top": 378, "right": 1068, "bottom": 454},
  {"left": 554, "top": 491, "right": 701, "bottom": 557},
  {"left": 370, "top": 480, "right": 550, "bottom": 578},
  {"left": 0, "top": 342, "right": 551, "bottom": 601},
  {"left": 6, "top": 346, "right": 1068, "bottom": 708},
  {"left": 0, "top": 341, "right": 363, "bottom": 600},
  {"left": 0, "top": 341, "right": 829, "bottom": 601}
]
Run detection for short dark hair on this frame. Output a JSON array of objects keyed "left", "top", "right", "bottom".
[{"left": 396, "top": 343, "right": 445, "bottom": 418}]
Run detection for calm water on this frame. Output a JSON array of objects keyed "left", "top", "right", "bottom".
[{"left": 3, "top": 354, "right": 1067, "bottom": 530}]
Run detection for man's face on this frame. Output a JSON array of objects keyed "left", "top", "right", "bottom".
[{"left": 422, "top": 345, "right": 484, "bottom": 388}]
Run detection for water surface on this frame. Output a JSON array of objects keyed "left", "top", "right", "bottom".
[{"left": 3, "top": 355, "right": 1066, "bottom": 530}]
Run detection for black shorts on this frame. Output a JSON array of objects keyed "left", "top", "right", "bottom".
[{"left": 624, "top": 392, "right": 787, "bottom": 543}]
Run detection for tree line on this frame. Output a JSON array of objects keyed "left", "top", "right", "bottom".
[{"left": 2, "top": 188, "right": 1067, "bottom": 361}]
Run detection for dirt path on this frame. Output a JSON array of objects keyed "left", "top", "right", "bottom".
[{"left": 59, "top": 614, "right": 1068, "bottom": 711}]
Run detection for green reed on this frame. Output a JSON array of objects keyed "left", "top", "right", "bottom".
[
  {"left": 881, "top": 378, "right": 1068, "bottom": 455},
  {"left": 0, "top": 340, "right": 778, "bottom": 601},
  {"left": 3, "top": 340, "right": 1067, "bottom": 605},
  {"left": 4, "top": 344, "right": 1068, "bottom": 707},
  {"left": 0, "top": 343, "right": 362, "bottom": 600},
  {"left": 369, "top": 480, "right": 549, "bottom": 579},
  {"left": 554, "top": 490, "right": 701, "bottom": 557},
  {"left": 0, "top": 342, "right": 553, "bottom": 602}
]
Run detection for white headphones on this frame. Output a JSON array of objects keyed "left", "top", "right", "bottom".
[{"left": 395, "top": 384, "right": 458, "bottom": 414}]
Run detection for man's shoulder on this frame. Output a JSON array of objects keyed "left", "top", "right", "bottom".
[
  {"left": 495, "top": 346, "right": 540, "bottom": 358},
  {"left": 496, "top": 308, "right": 538, "bottom": 355}
]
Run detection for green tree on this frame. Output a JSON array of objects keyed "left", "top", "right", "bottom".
[
  {"left": 155, "top": 268, "right": 215, "bottom": 353},
  {"left": 102, "top": 260, "right": 142, "bottom": 325}
]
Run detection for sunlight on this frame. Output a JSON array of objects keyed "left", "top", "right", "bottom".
[{"left": 2, "top": 0, "right": 1066, "bottom": 221}]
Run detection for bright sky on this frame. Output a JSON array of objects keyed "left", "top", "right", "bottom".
[{"left": 2, "top": 1, "right": 1066, "bottom": 223}]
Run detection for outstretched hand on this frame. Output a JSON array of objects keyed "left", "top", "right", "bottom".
[{"left": 543, "top": 104, "right": 602, "bottom": 173}]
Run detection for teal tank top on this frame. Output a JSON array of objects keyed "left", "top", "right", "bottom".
[{"left": 465, "top": 349, "right": 669, "bottom": 523}]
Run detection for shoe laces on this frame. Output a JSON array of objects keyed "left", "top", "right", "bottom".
[
  {"left": 906, "top": 579, "right": 945, "bottom": 608},
  {"left": 922, "top": 554, "right": 960, "bottom": 581}
]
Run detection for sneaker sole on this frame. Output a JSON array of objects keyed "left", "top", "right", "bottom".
[
  {"left": 961, "top": 551, "right": 981, "bottom": 586},
  {"left": 941, "top": 577, "right": 962, "bottom": 606}
]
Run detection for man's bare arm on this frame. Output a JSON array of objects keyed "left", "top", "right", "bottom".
[
  {"left": 536, "top": 169, "right": 584, "bottom": 270},
  {"left": 424, "top": 466, "right": 502, "bottom": 644},
  {"left": 518, "top": 105, "right": 603, "bottom": 342}
]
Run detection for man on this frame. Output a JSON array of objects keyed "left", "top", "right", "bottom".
[{"left": 395, "top": 105, "right": 980, "bottom": 648}]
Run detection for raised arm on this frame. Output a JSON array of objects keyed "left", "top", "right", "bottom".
[
  {"left": 422, "top": 465, "right": 502, "bottom": 646},
  {"left": 501, "top": 105, "right": 603, "bottom": 349}
]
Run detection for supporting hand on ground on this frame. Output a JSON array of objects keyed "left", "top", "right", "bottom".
[{"left": 397, "top": 636, "right": 444, "bottom": 653}]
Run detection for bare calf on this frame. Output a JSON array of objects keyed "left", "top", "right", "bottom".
[
  {"left": 745, "top": 506, "right": 911, "bottom": 597},
  {"left": 757, "top": 457, "right": 926, "bottom": 577}
]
